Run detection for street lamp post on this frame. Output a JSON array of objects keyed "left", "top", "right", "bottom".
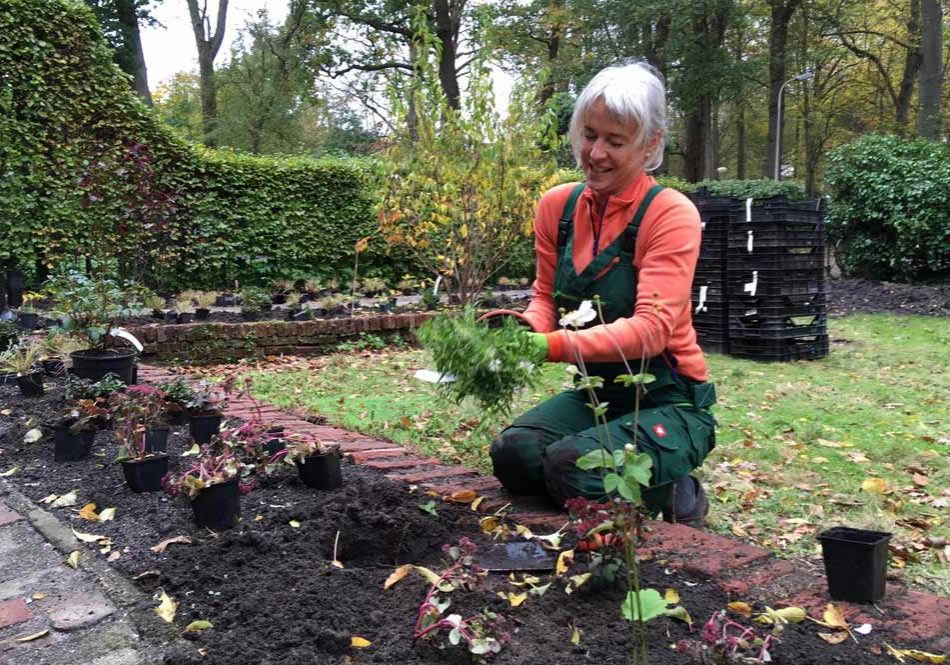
[{"left": 773, "top": 69, "right": 816, "bottom": 181}]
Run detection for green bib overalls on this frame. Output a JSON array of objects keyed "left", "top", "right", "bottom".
[{"left": 489, "top": 184, "right": 717, "bottom": 514}]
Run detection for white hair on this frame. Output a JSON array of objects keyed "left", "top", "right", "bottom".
[{"left": 569, "top": 62, "right": 668, "bottom": 172}]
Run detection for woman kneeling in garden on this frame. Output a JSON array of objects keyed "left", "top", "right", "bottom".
[{"left": 489, "top": 62, "right": 716, "bottom": 526}]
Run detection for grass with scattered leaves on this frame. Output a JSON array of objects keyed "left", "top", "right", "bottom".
[{"left": 245, "top": 313, "right": 949, "bottom": 594}]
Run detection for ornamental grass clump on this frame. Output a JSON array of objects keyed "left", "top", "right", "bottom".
[{"left": 415, "top": 307, "right": 540, "bottom": 417}]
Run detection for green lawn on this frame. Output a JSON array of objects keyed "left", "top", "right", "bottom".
[{"left": 244, "top": 314, "right": 950, "bottom": 595}]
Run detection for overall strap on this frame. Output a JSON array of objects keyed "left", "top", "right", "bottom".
[
  {"left": 621, "top": 185, "right": 664, "bottom": 255},
  {"left": 557, "top": 184, "right": 587, "bottom": 253}
]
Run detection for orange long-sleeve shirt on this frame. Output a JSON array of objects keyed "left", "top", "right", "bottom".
[{"left": 521, "top": 172, "right": 709, "bottom": 382}]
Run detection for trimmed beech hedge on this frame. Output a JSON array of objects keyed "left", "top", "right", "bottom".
[
  {"left": 0, "top": 0, "right": 400, "bottom": 290},
  {"left": 826, "top": 134, "right": 950, "bottom": 282}
]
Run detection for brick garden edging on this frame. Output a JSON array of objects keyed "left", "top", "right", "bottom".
[
  {"left": 137, "top": 363, "right": 950, "bottom": 654},
  {"left": 127, "top": 312, "right": 436, "bottom": 362}
]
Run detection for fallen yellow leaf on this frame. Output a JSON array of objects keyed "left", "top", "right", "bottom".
[
  {"left": 570, "top": 623, "right": 581, "bottom": 645},
  {"left": 289, "top": 520, "right": 301, "bottom": 528},
  {"left": 31, "top": 592, "right": 46, "bottom": 601},
  {"left": 185, "top": 620, "right": 213, "bottom": 632},
  {"left": 556, "top": 549, "right": 574, "bottom": 576},
  {"left": 384, "top": 564, "right": 412, "bottom": 590},
  {"left": 471, "top": 496, "right": 484, "bottom": 511},
  {"left": 351, "top": 636, "right": 372, "bottom": 648},
  {"left": 98, "top": 507, "right": 116, "bottom": 522},
  {"left": 446, "top": 489, "right": 477, "bottom": 504},
  {"left": 78, "top": 503, "right": 99, "bottom": 521},
  {"left": 507, "top": 592, "right": 527, "bottom": 607},
  {"left": 884, "top": 642, "right": 948, "bottom": 664},
  {"left": 71, "top": 528, "right": 105, "bottom": 544},
  {"left": 818, "top": 631, "right": 849, "bottom": 644},
  {"left": 727, "top": 601, "right": 753, "bottom": 617},
  {"left": 154, "top": 590, "right": 177, "bottom": 623},
  {"left": 66, "top": 551, "right": 80, "bottom": 569},
  {"left": 861, "top": 478, "right": 886, "bottom": 494},
  {"left": 479, "top": 516, "right": 500, "bottom": 534},
  {"left": 664, "top": 588, "right": 680, "bottom": 605},
  {"left": 823, "top": 603, "right": 848, "bottom": 630},
  {"left": 13, "top": 629, "right": 48, "bottom": 643}
]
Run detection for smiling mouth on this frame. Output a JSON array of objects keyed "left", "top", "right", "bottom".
[{"left": 588, "top": 166, "right": 611, "bottom": 174}]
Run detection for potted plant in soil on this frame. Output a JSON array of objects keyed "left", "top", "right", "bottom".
[
  {"left": 284, "top": 292, "right": 309, "bottom": 321},
  {"left": 360, "top": 276, "right": 387, "bottom": 298},
  {"left": 143, "top": 292, "right": 167, "bottom": 320},
  {"left": 301, "top": 277, "right": 322, "bottom": 303},
  {"left": 174, "top": 295, "right": 196, "bottom": 324},
  {"left": 271, "top": 279, "right": 295, "bottom": 305},
  {"left": 0, "top": 341, "right": 45, "bottom": 396},
  {"left": 112, "top": 387, "right": 169, "bottom": 492},
  {"left": 186, "top": 379, "right": 232, "bottom": 444},
  {"left": 194, "top": 291, "right": 217, "bottom": 321},
  {"left": 238, "top": 287, "right": 271, "bottom": 321},
  {"left": 163, "top": 442, "right": 249, "bottom": 530},
  {"left": 396, "top": 276, "right": 417, "bottom": 296},
  {"left": 46, "top": 270, "right": 143, "bottom": 384},
  {"left": 16, "top": 292, "right": 42, "bottom": 330},
  {"left": 157, "top": 377, "right": 194, "bottom": 426},
  {"left": 52, "top": 399, "right": 106, "bottom": 462},
  {"left": 271, "top": 434, "right": 343, "bottom": 490},
  {"left": 109, "top": 384, "right": 169, "bottom": 453}
]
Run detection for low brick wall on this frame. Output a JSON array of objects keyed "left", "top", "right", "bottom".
[{"left": 127, "top": 312, "right": 436, "bottom": 363}]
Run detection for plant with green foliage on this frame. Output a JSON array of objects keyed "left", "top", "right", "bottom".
[
  {"left": 826, "top": 134, "right": 950, "bottom": 282},
  {"left": 46, "top": 270, "right": 145, "bottom": 350},
  {"left": 416, "top": 307, "right": 541, "bottom": 418},
  {"left": 685, "top": 179, "right": 808, "bottom": 201},
  {"left": 0, "top": 341, "right": 42, "bottom": 376},
  {"left": 238, "top": 287, "right": 271, "bottom": 312},
  {"left": 376, "top": 19, "right": 559, "bottom": 306}
]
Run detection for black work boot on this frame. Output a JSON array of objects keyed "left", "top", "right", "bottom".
[{"left": 662, "top": 476, "right": 709, "bottom": 528}]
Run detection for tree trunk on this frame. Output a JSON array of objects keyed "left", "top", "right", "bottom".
[
  {"left": 736, "top": 103, "right": 746, "bottom": 179},
  {"left": 539, "top": 22, "right": 561, "bottom": 106},
  {"left": 917, "top": 0, "right": 942, "bottom": 138},
  {"left": 765, "top": 0, "right": 801, "bottom": 179},
  {"left": 113, "top": 0, "right": 152, "bottom": 105},
  {"left": 895, "top": 0, "right": 921, "bottom": 135},
  {"left": 433, "top": 0, "right": 461, "bottom": 110},
  {"left": 684, "top": 95, "right": 710, "bottom": 182},
  {"left": 187, "top": 0, "right": 229, "bottom": 147}
]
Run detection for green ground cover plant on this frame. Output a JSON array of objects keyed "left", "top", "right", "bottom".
[{"left": 245, "top": 313, "right": 950, "bottom": 594}]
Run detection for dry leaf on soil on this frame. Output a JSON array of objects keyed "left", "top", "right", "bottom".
[
  {"left": 65, "top": 551, "right": 80, "bottom": 568},
  {"left": 351, "top": 636, "right": 372, "bottom": 648},
  {"left": 883, "top": 642, "right": 947, "bottom": 664},
  {"left": 98, "top": 507, "right": 116, "bottom": 522},
  {"left": 384, "top": 564, "right": 412, "bottom": 590},
  {"left": 78, "top": 503, "right": 99, "bottom": 521},
  {"left": 71, "top": 528, "right": 106, "bottom": 544},
  {"left": 185, "top": 620, "right": 213, "bottom": 632},
  {"left": 151, "top": 536, "right": 193, "bottom": 553},
  {"left": 154, "top": 590, "right": 177, "bottom": 623},
  {"left": 555, "top": 549, "right": 574, "bottom": 575},
  {"left": 818, "top": 631, "right": 850, "bottom": 644},
  {"left": 13, "top": 629, "right": 49, "bottom": 643},
  {"left": 23, "top": 428, "right": 43, "bottom": 444},
  {"left": 727, "top": 601, "right": 753, "bottom": 617},
  {"left": 445, "top": 489, "right": 477, "bottom": 504},
  {"left": 570, "top": 624, "right": 581, "bottom": 645}
]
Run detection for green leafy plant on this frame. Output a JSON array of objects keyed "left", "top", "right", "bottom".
[
  {"left": 194, "top": 291, "right": 218, "bottom": 310},
  {"left": 416, "top": 307, "right": 541, "bottom": 417},
  {"left": 186, "top": 378, "right": 235, "bottom": 415},
  {"left": 109, "top": 384, "right": 166, "bottom": 460},
  {"left": 65, "top": 372, "right": 126, "bottom": 402},
  {"left": 238, "top": 287, "right": 271, "bottom": 311},
  {"left": 0, "top": 341, "right": 42, "bottom": 375},
  {"left": 162, "top": 441, "right": 247, "bottom": 499},
  {"left": 59, "top": 399, "right": 108, "bottom": 435},
  {"left": 46, "top": 270, "right": 144, "bottom": 350}
]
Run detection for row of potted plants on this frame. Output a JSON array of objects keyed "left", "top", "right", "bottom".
[{"left": 47, "top": 373, "right": 342, "bottom": 530}]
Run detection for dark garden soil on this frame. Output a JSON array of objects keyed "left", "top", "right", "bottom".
[
  {"left": 826, "top": 277, "right": 950, "bottom": 317},
  {"left": 0, "top": 377, "right": 900, "bottom": 665}
]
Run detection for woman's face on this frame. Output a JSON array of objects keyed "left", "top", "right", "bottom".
[{"left": 579, "top": 98, "right": 653, "bottom": 198}]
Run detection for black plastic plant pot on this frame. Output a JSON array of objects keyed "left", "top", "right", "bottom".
[
  {"left": 289, "top": 309, "right": 310, "bottom": 322},
  {"left": 296, "top": 448, "right": 343, "bottom": 490},
  {"left": 271, "top": 294, "right": 287, "bottom": 305},
  {"left": 166, "top": 408, "right": 187, "bottom": 427},
  {"left": 152, "top": 309, "right": 166, "bottom": 320},
  {"left": 122, "top": 454, "right": 169, "bottom": 493},
  {"left": 177, "top": 312, "right": 195, "bottom": 324},
  {"left": 17, "top": 312, "right": 38, "bottom": 330},
  {"left": 189, "top": 412, "right": 222, "bottom": 444},
  {"left": 265, "top": 427, "right": 285, "bottom": 456},
  {"left": 817, "top": 526, "right": 892, "bottom": 602},
  {"left": 16, "top": 372, "right": 44, "bottom": 397},
  {"left": 53, "top": 426, "right": 95, "bottom": 462},
  {"left": 191, "top": 478, "right": 241, "bottom": 530},
  {"left": 240, "top": 310, "right": 260, "bottom": 322},
  {"left": 41, "top": 358, "right": 65, "bottom": 376},
  {"left": 70, "top": 348, "right": 136, "bottom": 385},
  {"left": 195, "top": 308, "right": 211, "bottom": 321},
  {"left": 144, "top": 427, "right": 170, "bottom": 454}
]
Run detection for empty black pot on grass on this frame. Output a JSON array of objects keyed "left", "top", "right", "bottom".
[
  {"left": 189, "top": 412, "right": 222, "bottom": 444},
  {"left": 53, "top": 426, "right": 95, "bottom": 462},
  {"left": 191, "top": 478, "right": 241, "bottom": 530},
  {"left": 296, "top": 447, "right": 342, "bottom": 490},
  {"left": 122, "top": 454, "right": 169, "bottom": 493},
  {"left": 817, "top": 526, "right": 892, "bottom": 602},
  {"left": 16, "top": 372, "right": 44, "bottom": 397}
]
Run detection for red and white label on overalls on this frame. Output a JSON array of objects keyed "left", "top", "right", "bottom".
[{"left": 652, "top": 423, "right": 667, "bottom": 438}]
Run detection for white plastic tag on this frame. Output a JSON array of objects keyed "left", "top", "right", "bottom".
[
  {"left": 743, "top": 271, "right": 758, "bottom": 297},
  {"left": 747, "top": 230, "right": 754, "bottom": 253},
  {"left": 746, "top": 197, "right": 753, "bottom": 222},
  {"left": 109, "top": 327, "right": 143, "bottom": 352},
  {"left": 413, "top": 369, "right": 456, "bottom": 384},
  {"left": 695, "top": 285, "right": 708, "bottom": 313}
]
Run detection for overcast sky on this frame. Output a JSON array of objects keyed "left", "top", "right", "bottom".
[{"left": 140, "top": 0, "right": 287, "bottom": 89}]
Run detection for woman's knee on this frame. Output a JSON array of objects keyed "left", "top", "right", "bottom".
[{"left": 542, "top": 435, "right": 604, "bottom": 508}]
